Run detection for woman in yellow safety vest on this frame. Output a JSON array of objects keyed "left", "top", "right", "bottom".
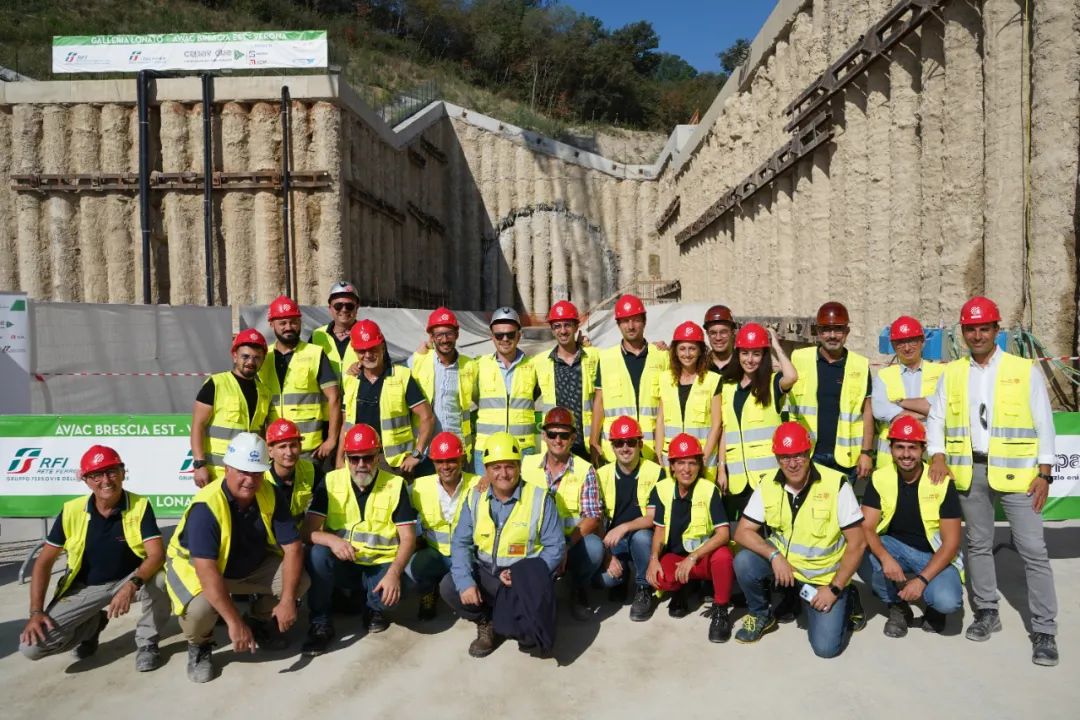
[
  {"left": 654, "top": 321, "right": 722, "bottom": 473},
  {"left": 718, "top": 323, "right": 797, "bottom": 519}
]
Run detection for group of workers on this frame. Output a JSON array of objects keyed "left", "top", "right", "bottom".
[{"left": 18, "top": 285, "right": 1061, "bottom": 681}]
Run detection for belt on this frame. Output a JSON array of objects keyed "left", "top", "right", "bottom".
[{"left": 972, "top": 452, "right": 988, "bottom": 464}]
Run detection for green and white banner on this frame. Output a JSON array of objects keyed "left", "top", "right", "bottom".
[
  {"left": 0, "top": 415, "right": 196, "bottom": 518},
  {"left": 1046, "top": 412, "right": 1080, "bottom": 520},
  {"left": 52, "top": 31, "right": 327, "bottom": 74}
]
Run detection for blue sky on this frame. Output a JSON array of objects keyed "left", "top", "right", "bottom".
[{"left": 562, "top": 0, "right": 777, "bottom": 72}]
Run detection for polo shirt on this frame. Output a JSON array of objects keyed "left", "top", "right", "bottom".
[
  {"left": 594, "top": 342, "right": 650, "bottom": 402},
  {"left": 195, "top": 371, "right": 259, "bottom": 424},
  {"left": 353, "top": 363, "right": 426, "bottom": 432},
  {"left": 269, "top": 463, "right": 324, "bottom": 514},
  {"left": 742, "top": 466, "right": 864, "bottom": 530},
  {"left": 46, "top": 492, "right": 161, "bottom": 586},
  {"left": 814, "top": 349, "right": 872, "bottom": 464},
  {"left": 610, "top": 462, "right": 666, "bottom": 527},
  {"left": 676, "top": 376, "right": 723, "bottom": 416},
  {"left": 648, "top": 480, "right": 727, "bottom": 555},
  {"left": 307, "top": 478, "right": 417, "bottom": 525},
  {"left": 178, "top": 483, "right": 300, "bottom": 579},
  {"left": 862, "top": 472, "right": 961, "bottom": 554},
  {"left": 313, "top": 322, "right": 352, "bottom": 362},
  {"left": 731, "top": 374, "right": 786, "bottom": 420}
]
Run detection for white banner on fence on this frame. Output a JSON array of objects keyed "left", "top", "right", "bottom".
[
  {"left": 52, "top": 31, "right": 327, "bottom": 74},
  {"left": 0, "top": 293, "right": 30, "bottom": 414}
]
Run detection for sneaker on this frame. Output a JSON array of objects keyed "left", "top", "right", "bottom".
[
  {"left": 366, "top": 609, "right": 390, "bottom": 633},
  {"left": 668, "top": 588, "right": 690, "bottom": 618},
  {"left": 301, "top": 623, "right": 335, "bottom": 657},
  {"left": 629, "top": 586, "right": 659, "bottom": 622},
  {"left": 774, "top": 588, "right": 799, "bottom": 624},
  {"left": 417, "top": 591, "right": 438, "bottom": 621},
  {"left": 707, "top": 604, "right": 732, "bottom": 643},
  {"left": 847, "top": 586, "right": 867, "bottom": 632},
  {"left": 965, "top": 609, "right": 1002, "bottom": 642},
  {"left": 922, "top": 607, "right": 947, "bottom": 634},
  {"left": 73, "top": 611, "right": 108, "bottom": 659},
  {"left": 468, "top": 620, "right": 501, "bottom": 658},
  {"left": 1031, "top": 632, "right": 1059, "bottom": 667},
  {"left": 734, "top": 614, "right": 777, "bottom": 644},
  {"left": 884, "top": 602, "right": 913, "bottom": 639},
  {"left": 186, "top": 642, "right": 215, "bottom": 684},
  {"left": 134, "top": 643, "right": 163, "bottom": 672},
  {"left": 245, "top": 615, "right": 289, "bottom": 651},
  {"left": 571, "top": 587, "right": 593, "bottom": 621}
]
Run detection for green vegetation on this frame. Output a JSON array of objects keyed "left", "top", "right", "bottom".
[{"left": 0, "top": 0, "right": 748, "bottom": 134}]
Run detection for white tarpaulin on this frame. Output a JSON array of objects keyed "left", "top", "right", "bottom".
[
  {"left": 52, "top": 31, "right": 327, "bottom": 74},
  {"left": 0, "top": 293, "right": 30, "bottom": 414}
]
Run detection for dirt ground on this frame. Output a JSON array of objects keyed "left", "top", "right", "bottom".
[{"left": 0, "top": 519, "right": 1078, "bottom": 719}]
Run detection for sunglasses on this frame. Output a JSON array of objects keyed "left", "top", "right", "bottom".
[
  {"left": 332, "top": 302, "right": 356, "bottom": 312},
  {"left": 545, "top": 430, "right": 572, "bottom": 441},
  {"left": 493, "top": 331, "right": 518, "bottom": 341},
  {"left": 611, "top": 439, "right": 639, "bottom": 449},
  {"left": 347, "top": 454, "right": 377, "bottom": 465}
]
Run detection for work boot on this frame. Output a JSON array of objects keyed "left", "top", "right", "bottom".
[
  {"left": 186, "top": 642, "right": 215, "bottom": 684},
  {"left": 245, "top": 615, "right": 289, "bottom": 650},
  {"left": 571, "top": 587, "right": 593, "bottom": 621},
  {"left": 468, "top": 620, "right": 500, "bottom": 658},
  {"left": 883, "top": 602, "right": 913, "bottom": 639},
  {"left": 366, "top": 609, "right": 390, "bottom": 633},
  {"left": 134, "top": 643, "right": 163, "bottom": 672},
  {"left": 965, "top": 609, "right": 1002, "bottom": 642},
  {"left": 1031, "top": 633, "right": 1059, "bottom": 667},
  {"left": 922, "top": 607, "right": 947, "bottom": 634},
  {"left": 734, "top": 614, "right": 777, "bottom": 644},
  {"left": 629, "top": 586, "right": 659, "bottom": 622},
  {"left": 667, "top": 587, "right": 690, "bottom": 618},
  {"left": 707, "top": 604, "right": 732, "bottom": 643},
  {"left": 73, "top": 611, "right": 108, "bottom": 659},
  {"left": 774, "top": 587, "right": 799, "bottom": 624},
  {"left": 417, "top": 591, "right": 438, "bottom": 621},
  {"left": 847, "top": 586, "right": 867, "bottom": 632},
  {"left": 301, "top": 622, "right": 335, "bottom": 657}
]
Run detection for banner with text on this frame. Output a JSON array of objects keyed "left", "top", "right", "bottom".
[
  {"left": 52, "top": 31, "right": 327, "bottom": 74},
  {"left": 0, "top": 415, "right": 195, "bottom": 518},
  {"left": 1046, "top": 412, "right": 1080, "bottom": 519}
]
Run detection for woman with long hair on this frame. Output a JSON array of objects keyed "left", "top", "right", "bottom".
[
  {"left": 718, "top": 322, "right": 797, "bottom": 519},
  {"left": 654, "top": 321, "right": 722, "bottom": 474}
]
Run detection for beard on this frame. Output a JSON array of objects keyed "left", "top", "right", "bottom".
[{"left": 352, "top": 468, "right": 375, "bottom": 488}]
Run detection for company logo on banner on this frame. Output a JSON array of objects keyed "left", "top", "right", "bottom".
[{"left": 6, "top": 447, "right": 71, "bottom": 476}]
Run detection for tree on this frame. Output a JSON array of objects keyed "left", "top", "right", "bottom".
[
  {"left": 653, "top": 52, "right": 696, "bottom": 83},
  {"left": 717, "top": 37, "right": 750, "bottom": 75}
]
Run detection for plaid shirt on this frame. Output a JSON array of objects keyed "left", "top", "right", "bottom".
[{"left": 536, "top": 453, "right": 603, "bottom": 519}]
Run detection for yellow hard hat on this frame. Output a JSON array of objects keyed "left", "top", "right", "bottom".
[{"left": 483, "top": 432, "right": 522, "bottom": 464}]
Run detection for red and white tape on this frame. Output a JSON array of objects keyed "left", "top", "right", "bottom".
[{"left": 33, "top": 371, "right": 210, "bottom": 381}]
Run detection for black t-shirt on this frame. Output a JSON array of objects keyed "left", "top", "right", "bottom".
[
  {"left": 307, "top": 478, "right": 417, "bottom": 525},
  {"left": 648, "top": 480, "right": 727, "bottom": 555},
  {"left": 732, "top": 374, "right": 787, "bottom": 421},
  {"left": 863, "top": 474, "right": 962, "bottom": 554},
  {"left": 318, "top": 323, "right": 352, "bottom": 361},
  {"left": 814, "top": 349, "right": 872, "bottom": 462},
  {"left": 270, "top": 464, "right": 325, "bottom": 514},
  {"left": 595, "top": 344, "right": 650, "bottom": 402},
  {"left": 47, "top": 494, "right": 161, "bottom": 586},
  {"left": 354, "top": 365, "right": 426, "bottom": 432},
  {"left": 196, "top": 372, "right": 259, "bottom": 424},
  {"left": 610, "top": 463, "right": 666, "bottom": 528},
  {"left": 273, "top": 346, "right": 338, "bottom": 390},
  {"left": 676, "top": 376, "right": 723, "bottom": 417}
]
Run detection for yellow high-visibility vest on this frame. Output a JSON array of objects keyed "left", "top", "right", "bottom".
[
  {"left": 471, "top": 482, "right": 549, "bottom": 566},
  {"left": 310, "top": 325, "right": 358, "bottom": 386},
  {"left": 721, "top": 374, "right": 782, "bottom": 495},
  {"left": 411, "top": 472, "right": 479, "bottom": 556},
  {"left": 652, "top": 477, "right": 720, "bottom": 552},
  {"left": 597, "top": 459, "right": 663, "bottom": 522},
  {"left": 322, "top": 467, "right": 403, "bottom": 565},
  {"left": 410, "top": 350, "right": 478, "bottom": 458},
  {"left": 55, "top": 492, "right": 150, "bottom": 598},
  {"left": 521, "top": 455, "right": 593, "bottom": 536},
  {"left": 203, "top": 371, "right": 271, "bottom": 482},
  {"left": 260, "top": 342, "right": 328, "bottom": 454},
  {"left": 874, "top": 361, "right": 944, "bottom": 466},
  {"left": 342, "top": 364, "right": 417, "bottom": 466},
  {"left": 265, "top": 458, "right": 317, "bottom": 521},
  {"left": 658, "top": 370, "right": 721, "bottom": 467},
  {"left": 533, "top": 346, "right": 599, "bottom": 454},
  {"left": 788, "top": 347, "right": 869, "bottom": 467},
  {"left": 598, "top": 344, "right": 669, "bottom": 462},
  {"left": 475, "top": 354, "right": 538, "bottom": 453}
]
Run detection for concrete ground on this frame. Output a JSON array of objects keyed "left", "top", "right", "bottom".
[{"left": 0, "top": 519, "right": 1077, "bottom": 719}]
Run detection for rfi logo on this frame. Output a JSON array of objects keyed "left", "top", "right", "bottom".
[
  {"left": 92, "top": 452, "right": 105, "bottom": 465},
  {"left": 899, "top": 324, "right": 909, "bottom": 334},
  {"left": 438, "top": 441, "right": 449, "bottom": 454},
  {"left": 782, "top": 436, "right": 793, "bottom": 448},
  {"left": 970, "top": 306, "right": 983, "bottom": 318},
  {"left": 746, "top": 331, "right": 757, "bottom": 342}
]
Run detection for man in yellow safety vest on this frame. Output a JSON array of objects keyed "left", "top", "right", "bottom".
[
  {"left": 264, "top": 418, "right": 322, "bottom": 525},
  {"left": 533, "top": 300, "right": 599, "bottom": 461},
  {"left": 309, "top": 280, "right": 360, "bottom": 384}
]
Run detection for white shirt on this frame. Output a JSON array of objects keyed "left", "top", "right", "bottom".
[
  {"left": 871, "top": 362, "right": 928, "bottom": 422},
  {"left": 926, "top": 348, "right": 1056, "bottom": 464},
  {"left": 742, "top": 476, "right": 863, "bottom": 528},
  {"left": 437, "top": 478, "right": 465, "bottom": 522}
]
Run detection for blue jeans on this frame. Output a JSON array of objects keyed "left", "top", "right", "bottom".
[
  {"left": 472, "top": 445, "right": 536, "bottom": 474},
  {"left": 858, "top": 535, "right": 963, "bottom": 614},
  {"left": 406, "top": 546, "right": 452, "bottom": 594},
  {"left": 568, "top": 533, "right": 604, "bottom": 588},
  {"left": 596, "top": 528, "right": 654, "bottom": 588},
  {"left": 307, "top": 544, "right": 393, "bottom": 625},
  {"left": 734, "top": 549, "right": 849, "bottom": 658}
]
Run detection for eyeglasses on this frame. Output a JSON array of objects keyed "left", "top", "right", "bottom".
[
  {"left": 84, "top": 467, "right": 123, "bottom": 482},
  {"left": 545, "top": 430, "right": 572, "bottom": 441},
  {"left": 550, "top": 322, "right": 577, "bottom": 331},
  {"left": 493, "top": 331, "right": 518, "bottom": 341},
  {"left": 235, "top": 352, "right": 262, "bottom": 363},
  {"left": 431, "top": 331, "right": 457, "bottom": 340},
  {"left": 777, "top": 454, "right": 807, "bottom": 465},
  {"left": 611, "top": 439, "right": 639, "bottom": 449},
  {"left": 347, "top": 454, "right": 377, "bottom": 465},
  {"left": 331, "top": 302, "right": 356, "bottom": 312}
]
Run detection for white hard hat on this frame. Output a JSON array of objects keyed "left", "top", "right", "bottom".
[
  {"left": 490, "top": 306, "right": 521, "bottom": 327},
  {"left": 328, "top": 280, "right": 359, "bottom": 301},
  {"left": 224, "top": 432, "right": 271, "bottom": 472}
]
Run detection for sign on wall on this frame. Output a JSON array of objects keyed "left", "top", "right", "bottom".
[{"left": 52, "top": 31, "right": 327, "bottom": 74}]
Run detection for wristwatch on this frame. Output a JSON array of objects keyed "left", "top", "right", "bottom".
[
  {"left": 128, "top": 576, "right": 145, "bottom": 590},
  {"left": 192, "top": 459, "right": 208, "bottom": 470},
  {"left": 827, "top": 583, "right": 843, "bottom": 597},
  {"left": 860, "top": 449, "right": 876, "bottom": 459},
  {"left": 1038, "top": 472, "right": 1054, "bottom": 484},
  {"left": 410, "top": 449, "right": 426, "bottom": 461}
]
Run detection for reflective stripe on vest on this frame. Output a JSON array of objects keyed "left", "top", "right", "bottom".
[
  {"left": 597, "top": 459, "right": 663, "bottom": 522},
  {"left": 343, "top": 364, "right": 418, "bottom": 466},
  {"left": 475, "top": 354, "right": 538, "bottom": 453},
  {"left": 410, "top": 351, "right": 477, "bottom": 458},
  {"left": 411, "top": 472, "right": 480, "bottom": 556},
  {"left": 472, "top": 483, "right": 548, "bottom": 565},
  {"left": 788, "top": 347, "right": 869, "bottom": 467},
  {"left": 323, "top": 467, "right": 403, "bottom": 565},
  {"left": 259, "top": 341, "right": 328, "bottom": 454},
  {"left": 310, "top": 326, "right": 358, "bottom": 385},
  {"left": 165, "top": 479, "right": 279, "bottom": 614},
  {"left": 874, "top": 362, "right": 944, "bottom": 464},
  {"left": 56, "top": 492, "right": 149, "bottom": 599},
  {"left": 721, "top": 373, "right": 782, "bottom": 494},
  {"left": 205, "top": 371, "right": 270, "bottom": 470},
  {"left": 264, "top": 459, "right": 317, "bottom": 520},
  {"left": 521, "top": 455, "right": 591, "bottom": 537},
  {"left": 761, "top": 464, "right": 848, "bottom": 586},
  {"left": 598, "top": 344, "right": 669, "bottom": 463},
  {"left": 942, "top": 352, "right": 1038, "bottom": 493},
  {"left": 652, "top": 477, "right": 718, "bottom": 552}
]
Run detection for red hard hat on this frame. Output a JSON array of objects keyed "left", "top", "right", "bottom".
[
  {"left": 772, "top": 421, "right": 812, "bottom": 455},
  {"left": 673, "top": 321, "right": 705, "bottom": 344},
  {"left": 426, "top": 307, "right": 459, "bottom": 332},
  {"left": 890, "top": 316, "right": 924, "bottom": 341},
  {"left": 960, "top": 296, "right": 1001, "bottom": 325},
  {"left": 350, "top": 319, "right": 385, "bottom": 351},
  {"left": 614, "top": 294, "right": 646, "bottom": 320},
  {"left": 703, "top": 304, "right": 735, "bottom": 328},
  {"left": 735, "top": 322, "right": 770, "bottom": 349},
  {"left": 343, "top": 424, "right": 381, "bottom": 454},
  {"left": 667, "top": 433, "right": 704, "bottom": 460},
  {"left": 266, "top": 418, "right": 301, "bottom": 445},
  {"left": 887, "top": 415, "right": 927, "bottom": 443},
  {"left": 429, "top": 432, "right": 465, "bottom": 460},
  {"left": 815, "top": 301, "right": 850, "bottom": 327},
  {"left": 547, "top": 300, "right": 580, "bottom": 323},
  {"left": 268, "top": 295, "right": 301, "bottom": 321},
  {"left": 542, "top": 407, "right": 575, "bottom": 430},
  {"left": 231, "top": 328, "right": 268, "bottom": 353},
  {"left": 80, "top": 445, "right": 123, "bottom": 475},
  {"left": 609, "top": 415, "right": 643, "bottom": 440}
]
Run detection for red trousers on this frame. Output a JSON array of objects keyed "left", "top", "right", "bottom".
[{"left": 654, "top": 546, "right": 734, "bottom": 604}]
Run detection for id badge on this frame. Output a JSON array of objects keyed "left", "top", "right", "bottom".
[{"left": 507, "top": 543, "right": 526, "bottom": 556}]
